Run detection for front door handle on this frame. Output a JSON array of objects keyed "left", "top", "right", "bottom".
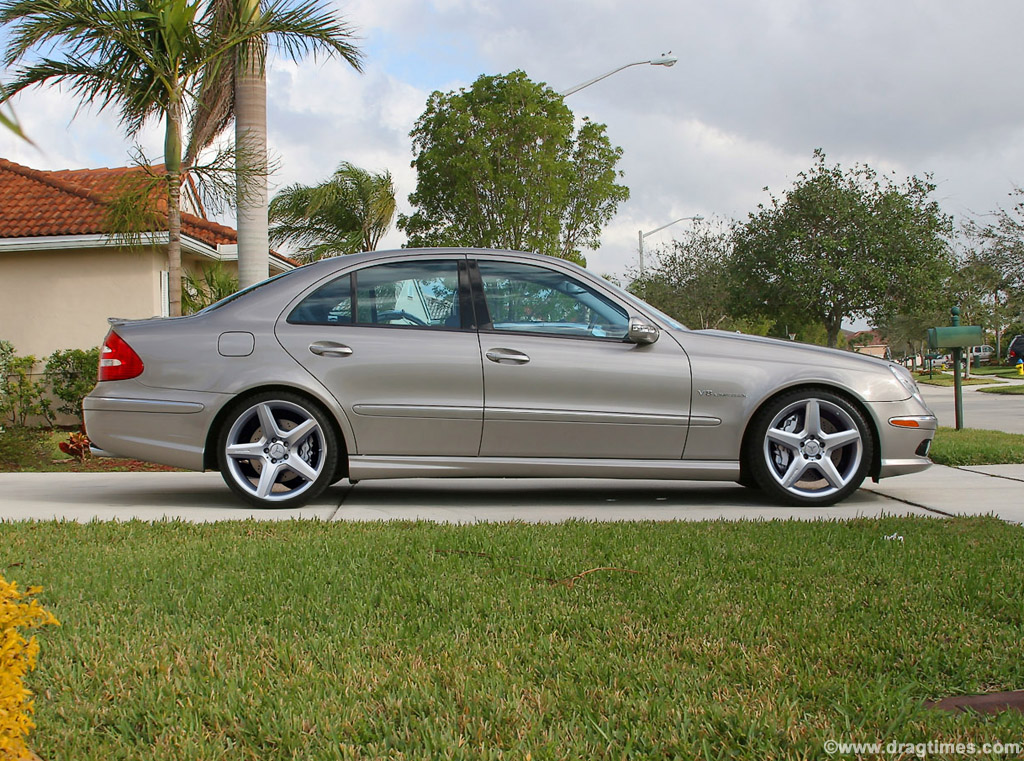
[
  {"left": 486, "top": 348, "right": 530, "bottom": 365},
  {"left": 309, "top": 341, "right": 353, "bottom": 358}
]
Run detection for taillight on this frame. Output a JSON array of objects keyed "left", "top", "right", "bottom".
[{"left": 98, "top": 330, "right": 144, "bottom": 381}]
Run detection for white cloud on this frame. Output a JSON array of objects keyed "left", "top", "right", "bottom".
[{"left": 4, "top": 0, "right": 1024, "bottom": 274}]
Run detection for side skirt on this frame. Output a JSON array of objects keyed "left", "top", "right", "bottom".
[{"left": 348, "top": 456, "right": 740, "bottom": 482}]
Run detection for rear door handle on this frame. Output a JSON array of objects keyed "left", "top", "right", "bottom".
[
  {"left": 309, "top": 341, "right": 353, "bottom": 358},
  {"left": 486, "top": 348, "right": 530, "bottom": 365}
]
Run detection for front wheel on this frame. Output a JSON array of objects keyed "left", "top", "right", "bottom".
[
  {"left": 217, "top": 392, "right": 337, "bottom": 508},
  {"left": 745, "top": 389, "right": 873, "bottom": 506}
]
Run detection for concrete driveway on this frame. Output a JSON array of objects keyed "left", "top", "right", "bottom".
[{"left": 0, "top": 465, "right": 1020, "bottom": 524}]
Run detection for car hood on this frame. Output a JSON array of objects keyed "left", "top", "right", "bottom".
[{"left": 691, "top": 329, "right": 894, "bottom": 371}]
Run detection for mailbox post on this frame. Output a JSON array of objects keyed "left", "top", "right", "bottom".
[{"left": 926, "top": 307, "right": 983, "bottom": 430}]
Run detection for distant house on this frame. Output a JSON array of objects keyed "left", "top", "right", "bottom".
[
  {"left": 847, "top": 329, "right": 891, "bottom": 360},
  {"left": 0, "top": 157, "right": 296, "bottom": 359}
]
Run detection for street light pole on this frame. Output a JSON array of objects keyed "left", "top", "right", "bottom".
[
  {"left": 559, "top": 53, "right": 678, "bottom": 97},
  {"left": 638, "top": 215, "right": 704, "bottom": 276}
]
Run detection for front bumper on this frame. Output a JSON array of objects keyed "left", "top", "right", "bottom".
[{"left": 866, "top": 397, "right": 938, "bottom": 480}]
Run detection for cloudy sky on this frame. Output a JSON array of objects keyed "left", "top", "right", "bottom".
[{"left": 3, "top": 0, "right": 1024, "bottom": 279}]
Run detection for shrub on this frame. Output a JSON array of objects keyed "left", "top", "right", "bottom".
[
  {"left": 44, "top": 348, "right": 100, "bottom": 424},
  {"left": 182, "top": 263, "right": 238, "bottom": 314},
  {"left": 0, "top": 340, "right": 13, "bottom": 417},
  {"left": 0, "top": 351, "right": 52, "bottom": 428},
  {"left": 0, "top": 576, "right": 59, "bottom": 759}
]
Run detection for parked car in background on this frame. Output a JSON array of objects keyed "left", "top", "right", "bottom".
[
  {"left": 1008, "top": 335, "right": 1024, "bottom": 364},
  {"left": 84, "top": 248, "right": 937, "bottom": 509},
  {"left": 968, "top": 345, "right": 996, "bottom": 365}
]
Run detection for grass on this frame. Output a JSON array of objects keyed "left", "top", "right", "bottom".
[
  {"left": 928, "top": 426, "right": 1024, "bottom": 466},
  {"left": 963, "top": 365, "right": 1023, "bottom": 378},
  {"left": 979, "top": 384, "right": 1024, "bottom": 395},
  {"left": 4, "top": 518, "right": 1024, "bottom": 760},
  {"left": 0, "top": 427, "right": 179, "bottom": 472},
  {"left": 913, "top": 372, "right": 1001, "bottom": 387}
]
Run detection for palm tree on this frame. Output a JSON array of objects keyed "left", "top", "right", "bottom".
[
  {"left": 0, "top": 82, "right": 30, "bottom": 142},
  {"left": 186, "top": 0, "right": 362, "bottom": 289},
  {"left": 269, "top": 161, "right": 397, "bottom": 261},
  {"left": 1, "top": 0, "right": 360, "bottom": 315}
]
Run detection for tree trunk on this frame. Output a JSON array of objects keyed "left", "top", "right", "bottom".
[
  {"left": 235, "top": 0, "right": 269, "bottom": 288},
  {"left": 826, "top": 319, "right": 841, "bottom": 349},
  {"left": 166, "top": 97, "right": 184, "bottom": 318}
]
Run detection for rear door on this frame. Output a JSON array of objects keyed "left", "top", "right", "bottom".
[{"left": 275, "top": 256, "right": 484, "bottom": 456}]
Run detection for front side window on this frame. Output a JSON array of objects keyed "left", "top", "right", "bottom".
[
  {"left": 289, "top": 259, "right": 461, "bottom": 328},
  {"left": 477, "top": 261, "right": 629, "bottom": 339}
]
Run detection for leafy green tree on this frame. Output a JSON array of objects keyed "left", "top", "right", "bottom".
[
  {"left": 399, "top": 70, "right": 629, "bottom": 266},
  {"left": 970, "top": 187, "right": 1024, "bottom": 290},
  {"left": 876, "top": 309, "right": 946, "bottom": 364},
  {"left": 269, "top": 162, "right": 397, "bottom": 261},
  {"left": 964, "top": 190, "right": 1024, "bottom": 353},
  {"left": 628, "top": 221, "right": 751, "bottom": 331},
  {"left": 731, "top": 150, "right": 954, "bottom": 347},
  {"left": 1, "top": 0, "right": 358, "bottom": 315}
]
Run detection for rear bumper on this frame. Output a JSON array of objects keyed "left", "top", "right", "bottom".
[{"left": 84, "top": 383, "right": 228, "bottom": 471}]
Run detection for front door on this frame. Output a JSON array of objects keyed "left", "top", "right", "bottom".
[{"left": 473, "top": 258, "right": 691, "bottom": 459}]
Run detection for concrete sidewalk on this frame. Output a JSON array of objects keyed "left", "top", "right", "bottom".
[{"left": 0, "top": 465, "right": 1020, "bottom": 524}]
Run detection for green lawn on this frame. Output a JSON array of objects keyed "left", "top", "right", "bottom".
[
  {"left": 962, "top": 365, "right": 1023, "bottom": 378},
  {"left": 929, "top": 426, "right": 1024, "bottom": 466},
  {"left": 5, "top": 518, "right": 1024, "bottom": 761},
  {"left": 913, "top": 373, "right": 1001, "bottom": 387},
  {"left": 978, "top": 384, "right": 1024, "bottom": 396}
]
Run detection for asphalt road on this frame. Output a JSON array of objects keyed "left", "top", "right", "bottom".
[{"left": 919, "top": 380, "right": 1024, "bottom": 434}]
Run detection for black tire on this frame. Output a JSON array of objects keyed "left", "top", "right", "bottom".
[
  {"left": 217, "top": 391, "right": 338, "bottom": 508},
  {"left": 744, "top": 388, "right": 873, "bottom": 507}
]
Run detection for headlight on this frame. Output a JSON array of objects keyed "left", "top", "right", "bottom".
[{"left": 889, "top": 364, "right": 923, "bottom": 403}]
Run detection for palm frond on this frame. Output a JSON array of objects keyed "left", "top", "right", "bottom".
[{"left": 269, "top": 161, "right": 395, "bottom": 261}]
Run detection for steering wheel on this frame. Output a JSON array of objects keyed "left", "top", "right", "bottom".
[{"left": 377, "top": 310, "right": 428, "bottom": 326}]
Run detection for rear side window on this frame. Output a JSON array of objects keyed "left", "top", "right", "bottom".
[
  {"left": 288, "top": 260, "right": 462, "bottom": 328},
  {"left": 288, "top": 274, "right": 353, "bottom": 324}
]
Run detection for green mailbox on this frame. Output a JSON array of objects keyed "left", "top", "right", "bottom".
[{"left": 927, "top": 325, "right": 982, "bottom": 349}]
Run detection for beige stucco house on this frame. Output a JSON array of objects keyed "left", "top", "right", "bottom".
[{"left": 0, "top": 158, "right": 296, "bottom": 359}]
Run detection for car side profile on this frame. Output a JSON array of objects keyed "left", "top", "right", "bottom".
[{"left": 84, "top": 248, "right": 937, "bottom": 509}]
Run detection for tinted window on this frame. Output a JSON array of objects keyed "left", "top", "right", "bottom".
[
  {"left": 288, "top": 260, "right": 461, "bottom": 328},
  {"left": 288, "top": 274, "right": 353, "bottom": 324},
  {"left": 477, "top": 261, "right": 628, "bottom": 339},
  {"left": 355, "top": 261, "right": 460, "bottom": 327}
]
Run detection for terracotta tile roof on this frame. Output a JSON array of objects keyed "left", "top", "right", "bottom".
[{"left": 0, "top": 157, "right": 298, "bottom": 266}]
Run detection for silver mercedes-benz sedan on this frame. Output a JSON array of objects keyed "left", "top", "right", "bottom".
[{"left": 84, "top": 248, "right": 937, "bottom": 508}]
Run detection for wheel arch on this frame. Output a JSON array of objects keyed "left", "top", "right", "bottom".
[
  {"left": 203, "top": 384, "right": 350, "bottom": 476},
  {"left": 738, "top": 383, "right": 882, "bottom": 483}
]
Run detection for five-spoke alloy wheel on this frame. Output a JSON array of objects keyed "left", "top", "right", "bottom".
[
  {"left": 217, "top": 392, "right": 337, "bottom": 508},
  {"left": 746, "top": 389, "right": 873, "bottom": 506}
]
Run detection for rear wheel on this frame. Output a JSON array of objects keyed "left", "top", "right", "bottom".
[
  {"left": 745, "top": 389, "right": 872, "bottom": 506},
  {"left": 217, "top": 392, "right": 337, "bottom": 508}
]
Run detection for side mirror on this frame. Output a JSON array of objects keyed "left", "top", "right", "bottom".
[{"left": 628, "top": 316, "right": 660, "bottom": 345}]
